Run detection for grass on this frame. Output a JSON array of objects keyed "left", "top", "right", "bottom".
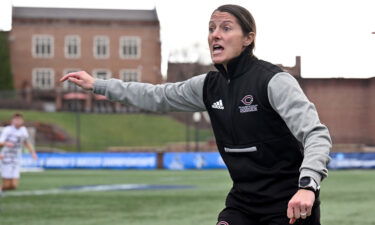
[
  {"left": 0, "top": 109, "right": 214, "bottom": 151},
  {"left": 0, "top": 169, "right": 374, "bottom": 225},
  {"left": 320, "top": 170, "right": 375, "bottom": 225}
]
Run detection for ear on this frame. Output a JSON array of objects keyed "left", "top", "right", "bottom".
[{"left": 243, "top": 32, "right": 255, "bottom": 47}]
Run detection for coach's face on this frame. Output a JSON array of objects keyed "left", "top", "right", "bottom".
[{"left": 208, "top": 11, "right": 254, "bottom": 67}]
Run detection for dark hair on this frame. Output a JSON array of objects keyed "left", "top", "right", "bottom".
[
  {"left": 12, "top": 113, "right": 23, "bottom": 118},
  {"left": 214, "top": 4, "right": 256, "bottom": 56}
]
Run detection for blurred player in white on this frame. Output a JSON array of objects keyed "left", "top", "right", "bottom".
[{"left": 0, "top": 113, "right": 37, "bottom": 191}]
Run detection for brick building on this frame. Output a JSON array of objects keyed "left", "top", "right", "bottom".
[
  {"left": 9, "top": 6, "right": 161, "bottom": 111},
  {"left": 301, "top": 77, "right": 375, "bottom": 148}
]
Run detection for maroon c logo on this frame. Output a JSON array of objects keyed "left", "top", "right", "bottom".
[{"left": 241, "top": 95, "right": 253, "bottom": 106}]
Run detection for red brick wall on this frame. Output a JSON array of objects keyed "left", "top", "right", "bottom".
[
  {"left": 300, "top": 78, "right": 375, "bottom": 145},
  {"left": 368, "top": 79, "right": 375, "bottom": 145},
  {"left": 9, "top": 18, "right": 162, "bottom": 89}
]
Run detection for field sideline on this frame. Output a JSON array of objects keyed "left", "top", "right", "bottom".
[{"left": 0, "top": 169, "right": 374, "bottom": 225}]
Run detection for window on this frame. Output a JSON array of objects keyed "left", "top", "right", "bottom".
[
  {"left": 93, "top": 36, "right": 109, "bottom": 59},
  {"left": 93, "top": 69, "right": 111, "bottom": 80},
  {"left": 32, "top": 68, "right": 55, "bottom": 90},
  {"left": 120, "top": 69, "right": 140, "bottom": 82},
  {"left": 62, "top": 69, "right": 81, "bottom": 91},
  {"left": 65, "top": 35, "right": 81, "bottom": 58},
  {"left": 119, "top": 36, "right": 141, "bottom": 59},
  {"left": 32, "top": 35, "right": 54, "bottom": 58}
]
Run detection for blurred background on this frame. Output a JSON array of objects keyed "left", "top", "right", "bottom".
[
  {"left": 0, "top": 1, "right": 374, "bottom": 225},
  {"left": 1, "top": 0, "right": 374, "bottom": 154}
]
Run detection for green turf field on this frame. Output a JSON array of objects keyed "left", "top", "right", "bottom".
[{"left": 0, "top": 169, "right": 374, "bottom": 225}]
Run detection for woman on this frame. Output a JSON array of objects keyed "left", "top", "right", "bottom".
[{"left": 61, "top": 4, "right": 331, "bottom": 225}]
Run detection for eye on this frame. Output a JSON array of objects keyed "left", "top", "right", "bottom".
[
  {"left": 223, "top": 26, "right": 231, "bottom": 32},
  {"left": 208, "top": 27, "right": 215, "bottom": 33}
]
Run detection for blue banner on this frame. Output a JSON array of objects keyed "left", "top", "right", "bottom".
[
  {"left": 163, "top": 152, "right": 226, "bottom": 170},
  {"left": 328, "top": 152, "right": 375, "bottom": 169},
  {"left": 22, "top": 152, "right": 157, "bottom": 169},
  {"left": 20, "top": 152, "right": 375, "bottom": 170},
  {"left": 164, "top": 152, "right": 375, "bottom": 170}
]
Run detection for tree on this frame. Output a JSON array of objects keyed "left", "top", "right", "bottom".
[{"left": 0, "top": 31, "right": 14, "bottom": 90}]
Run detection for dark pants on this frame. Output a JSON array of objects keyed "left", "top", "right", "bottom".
[{"left": 217, "top": 200, "right": 321, "bottom": 225}]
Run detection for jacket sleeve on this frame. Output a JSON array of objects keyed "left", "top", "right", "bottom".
[
  {"left": 92, "top": 74, "right": 207, "bottom": 112},
  {"left": 267, "top": 72, "right": 332, "bottom": 186}
]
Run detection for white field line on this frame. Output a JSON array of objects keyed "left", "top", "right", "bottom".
[
  {"left": 3, "top": 184, "right": 151, "bottom": 197},
  {"left": 2, "top": 184, "right": 193, "bottom": 197}
]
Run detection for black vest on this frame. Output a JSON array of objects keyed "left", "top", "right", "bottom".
[{"left": 203, "top": 50, "right": 303, "bottom": 213}]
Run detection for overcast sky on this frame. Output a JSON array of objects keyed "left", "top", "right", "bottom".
[{"left": 1, "top": 0, "right": 375, "bottom": 78}]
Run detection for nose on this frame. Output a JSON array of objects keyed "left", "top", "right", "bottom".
[{"left": 211, "top": 28, "right": 221, "bottom": 40}]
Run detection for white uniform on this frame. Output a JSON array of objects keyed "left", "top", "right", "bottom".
[{"left": 0, "top": 125, "right": 29, "bottom": 179}]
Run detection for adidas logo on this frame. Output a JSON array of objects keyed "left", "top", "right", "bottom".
[{"left": 212, "top": 100, "right": 224, "bottom": 110}]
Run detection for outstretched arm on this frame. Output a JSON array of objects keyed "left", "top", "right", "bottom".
[{"left": 60, "top": 71, "right": 207, "bottom": 112}]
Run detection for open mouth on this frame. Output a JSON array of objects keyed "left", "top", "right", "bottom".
[{"left": 212, "top": 44, "right": 224, "bottom": 54}]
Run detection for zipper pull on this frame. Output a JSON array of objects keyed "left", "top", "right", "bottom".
[{"left": 227, "top": 79, "right": 231, "bottom": 84}]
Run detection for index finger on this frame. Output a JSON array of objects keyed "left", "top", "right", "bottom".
[
  {"left": 287, "top": 205, "right": 296, "bottom": 224},
  {"left": 287, "top": 205, "right": 294, "bottom": 219},
  {"left": 60, "top": 72, "right": 80, "bottom": 82}
]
